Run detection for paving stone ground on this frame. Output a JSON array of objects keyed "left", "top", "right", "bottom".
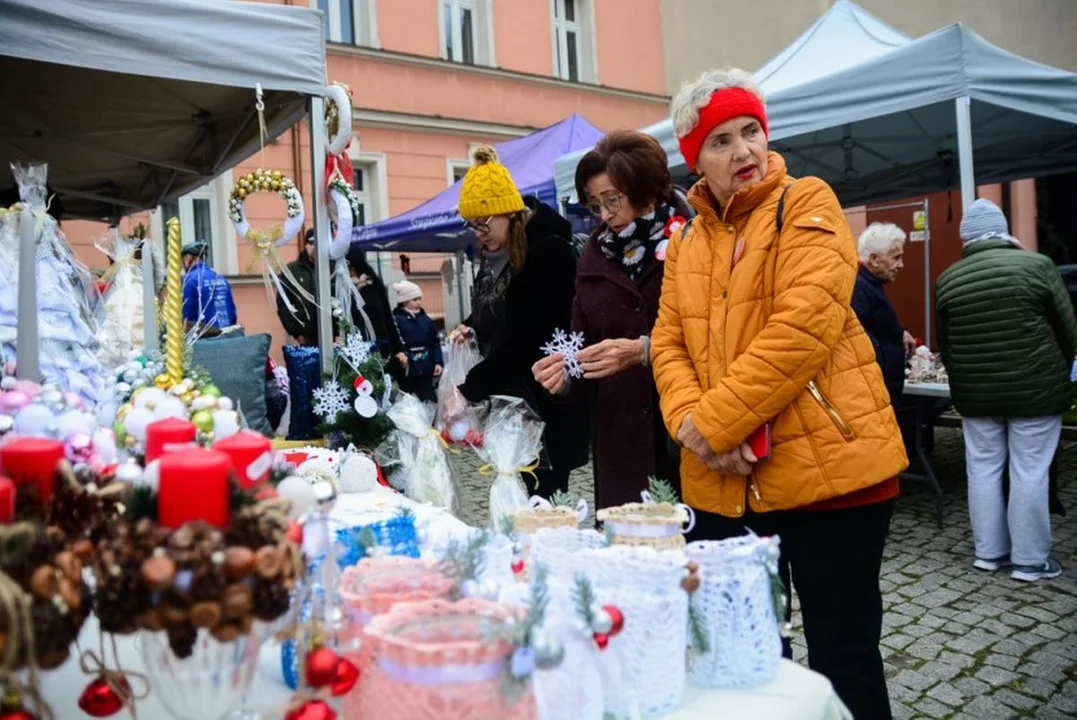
[{"left": 452, "top": 427, "right": 1077, "bottom": 718}]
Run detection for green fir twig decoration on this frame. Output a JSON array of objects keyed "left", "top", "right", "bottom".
[
  {"left": 356, "top": 527, "right": 379, "bottom": 558},
  {"left": 572, "top": 573, "right": 597, "bottom": 627},
  {"left": 497, "top": 514, "right": 516, "bottom": 539},
  {"left": 393, "top": 505, "right": 416, "bottom": 523},
  {"left": 770, "top": 565, "right": 789, "bottom": 629},
  {"left": 688, "top": 596, "right": 710, "bottom": 654},
  {"left": 436, "top": 531, "right": 488, "bottom": 588},
  {"left": 491, "top": 564, "right": 550, "bottom": 705},
  {"left": 549, "top": 489, "right": 574, "bottom": 508},
  {"left": 646, "top": 476, "right": 680, "bottom": 505}
]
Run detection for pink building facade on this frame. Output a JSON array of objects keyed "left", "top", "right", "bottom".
[{"left": 64, "top": 0, "right": 670, "bottom": 360}]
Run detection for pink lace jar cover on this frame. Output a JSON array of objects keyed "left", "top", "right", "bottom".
[{"left": 355, "top": 598, "right": 538, "bottom": 720}]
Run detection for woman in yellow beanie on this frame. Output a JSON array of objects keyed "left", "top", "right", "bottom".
[{"left": 449, "top": 146, "right": 589, "bottom": 498}]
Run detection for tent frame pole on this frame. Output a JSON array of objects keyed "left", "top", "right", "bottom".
[
  {"left": 922, "top": 196, "right": 931, "bottom": 347},
  {"left": 310, "top": 96, "right": 334, "bottom": 375},
  {"left": 955, "top": 95, "right": 976, "bottom": 212}
]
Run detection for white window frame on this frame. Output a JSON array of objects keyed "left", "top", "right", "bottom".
[
  {"left": 439, "top": 0, "right": 494, "bottom": 66},
  {"left": 348, "top": 144, "right": 391, "bottom": 279},
  {"left": 549, "top": 0, "right": 597, "bottom": 83},
  {"left": 320, "top": 0, "right": 379, "bottom": 48},
  {"left": 150, "top": 170, "right": 237, "bottom": 275},
  {"left": 446, "top": 158, "right": 471, "bottom": 187}
]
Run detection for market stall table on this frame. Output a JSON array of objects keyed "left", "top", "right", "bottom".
[{"left": 902, "top": 381, "right": 950, "bottom": 527}]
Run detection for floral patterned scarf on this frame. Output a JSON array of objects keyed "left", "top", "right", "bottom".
[{"left": 597, "top": 201, "right": 685, "bottom": 280}]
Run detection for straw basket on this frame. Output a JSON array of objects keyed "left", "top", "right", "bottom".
[{"left": 596, "top": 501, "right": 694, "bottom": 551}]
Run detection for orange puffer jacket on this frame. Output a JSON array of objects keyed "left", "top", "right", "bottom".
[{"left": 652, "top": 152, "right": 907, "bottom": 517}]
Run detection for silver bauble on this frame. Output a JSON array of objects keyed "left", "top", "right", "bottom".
[
  {"left": 0, "top": 415, "right": 13, "bottom": 433},
  {"left": 132, "top": 377, "right": 147, "bottom": 389},
  {"left": 591, "top": 608, "right": 613, "bottom": 635},
  {"left": 532, "top": 632, "right": 565, "bottom": 669},
  {"left": 115, "top": 461, "right": 144, "bottom": 485},
  {"left": 0, "top": 376, "right": 15, "bottom": 390}
]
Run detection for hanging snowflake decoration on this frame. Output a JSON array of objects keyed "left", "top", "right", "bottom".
[
  {"left": 339, "top": 330, "right": 373, "bottom": 370},
  {"left": 540, "top": 328, "right": 586, "bottom": 379},
  {"left": 312, "top": 379, "right": 351, "bottom": 423}
]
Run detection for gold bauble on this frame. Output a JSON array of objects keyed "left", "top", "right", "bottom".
[
  {"left": 271, "top": 170, "right": 282, "bottom": 180},
  {"left": 154, "top": 374, "right": 172, "bottom": 390},
  {"left": 181, "top": 392, "right": 195, "bottom": 405},
  {"left": 271, "top": 181, "right": 281, "bottom": 191},
  {"left": 245, "top": 172, "right": 255, "bottom": 183},
  {"left": 238, "top": 188, "right": 247, "bottom": 198},
  {"left": 124, "top": 435, "right": 137, "bottom": 449},
  {"left": 115, "top": 403, "right": 132, "bottom": 422},
  {"left": 169, "top": 384, "right": 186, "bottom": 397},
  {"left": 190, "top": 389, "right": 202, "bottom": 398}
]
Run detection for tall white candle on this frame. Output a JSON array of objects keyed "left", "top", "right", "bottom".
[
  {"left": 15, "top": 207, "right": 39, "bottom": 381},
  {"left": 142, "top": 240, "right": 159, "bottom": 353}
]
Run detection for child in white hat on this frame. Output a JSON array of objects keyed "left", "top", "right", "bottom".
[{"left": 391, "top": 280, "right": 443, "bottom": 402}]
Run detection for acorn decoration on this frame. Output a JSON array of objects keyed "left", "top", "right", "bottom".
[{"left": 0, "top": 522, "right": 92, "bottom": 672}]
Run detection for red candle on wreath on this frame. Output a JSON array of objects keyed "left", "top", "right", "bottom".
[
  {"left": 0, "top": 437, "right": 64, "bottom": 502},
  {"left": 214, "top": 431, "right": 272, "bottom": 489},
  {"left": 0, "top": 476, "right": 15, "bottom": 523},
  {"left": 157, "top": 450, "right": 231, "bottom": 529},
  {"left": 144, "top": 417, "right": 197, "bottom": 463}
]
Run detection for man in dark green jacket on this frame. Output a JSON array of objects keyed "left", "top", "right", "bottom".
[{"left": 936, "top": 198, "right": 1077, "bottom": 583}]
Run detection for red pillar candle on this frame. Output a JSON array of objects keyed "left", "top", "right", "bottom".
[
  {"left": 213, "top": 431, "right": 273, "bottom": 489},
  {"left": 157, "top": 449, "right": 231, "bottom": 529},
  {"left": 0, "top": 437, "right": 64, "bottom": 502},
  {"left": 145, "top": 418, "right": 198, "bottom": 463},
  {"left": 0, "top": 477, "right": 15, "bottom": 523}
]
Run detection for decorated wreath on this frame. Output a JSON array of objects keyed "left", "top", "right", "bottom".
[
  {"left": 327, "top": 176, "right": 360, "bottom": 262},
  {"left": 227, "top": 168, "right": 305, "bottom": 249},
  {"left": 324, "top": 83, "right": 354, "bottom": 156}
]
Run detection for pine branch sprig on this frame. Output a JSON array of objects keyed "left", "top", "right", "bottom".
[
  {"left": 646, "top": 476, "right": 680, "bottom": 505},
  {"left": 437, "top": 530, "right": 488, "bottom": 585},
  {"left": 688, "top": 596, "right": 710, "bottom": 654},
  {"left": 549, "top": 490, "right": 574, "bottom": 508},
  {"left": 572, "top": 573, "right": 597, "bottom": 627}
]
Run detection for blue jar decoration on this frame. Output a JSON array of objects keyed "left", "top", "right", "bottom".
[{"left": 282, "top": 345, "right": 321, "bottom": 440}]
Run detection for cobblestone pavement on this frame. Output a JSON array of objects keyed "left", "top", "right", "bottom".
[{"left": 451, "top": 427, "right": 1077, "bottom": 718}]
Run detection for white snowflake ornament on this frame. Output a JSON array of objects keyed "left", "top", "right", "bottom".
[
  {"left": 312, "top": 379, "right": 351, "bottom": 423},
  {"left": 541, "top": 328, "right": 586, "bottom": 379},
  {"left": 340, "top": 331, "right": 373, "bottom": 369}
]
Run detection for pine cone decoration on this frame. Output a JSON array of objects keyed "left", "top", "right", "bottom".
[
  {"left": 96, "top": 565, "right": 148, "bottom": 634},
  {"left": 225, "top": 510, "right": 266, "bottom": 549},
  {"left": 13, "top": 483, "right": 46, "bottom": 524},
  {"left": 167, "top": 623, "right": 198, "bottom": 659},
  {"left": 252, "top": 580, "right": 291, "bottom": 622}
]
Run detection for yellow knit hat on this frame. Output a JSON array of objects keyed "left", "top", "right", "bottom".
[{"left": 458, "top": 145, "right": 524, "bottom": 220}]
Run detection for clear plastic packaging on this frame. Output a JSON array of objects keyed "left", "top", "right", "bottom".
[
  {"left": 383, "top": 392, "right": 459, "bottom": 513},
  {"left": 436, "top": 340, "right": 485, "bottom": 445},
  {"left": 475, "top": 396, "right": 545, "bottom": 533}
]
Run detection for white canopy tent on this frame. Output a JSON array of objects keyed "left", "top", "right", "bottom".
[
  {"left": 553, "top": 0, "right": 1077, "bottom": 211},
  {"left": 0, "top": 0, "right": 340, "bottom": 372}
]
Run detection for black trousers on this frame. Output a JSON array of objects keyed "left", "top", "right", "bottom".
[
  {"left": 688, "top": 499, "right": 895, "bottom": 720},
  {"left": 530, "top": 465, "right": 570, "bottom": 500},
  {"left": 399, "top": 374, "right": 436, "bottom": 404}
]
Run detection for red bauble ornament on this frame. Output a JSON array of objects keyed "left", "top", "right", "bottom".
[
  {"left": 305, "top": 648, "right": 340, "bottom": 688},
  {"left": 78, "top": 677, "right": 126, "bottom": 717},
  {"left": 284, "top": 700, "right": 337, "bottom": 720},
  {"left": 287, "top": 519, "right": 304, "bottom": 545},
  {"left": 593, "top": 632, "right": 609, "bottom": 650},
  {"left": 0, "top": 711, "right": 37, "bottom": 720},
  {"left": 511, "top": 559, "right": 525, "bottom": 575},
  {"left": 331, "top": 657, "right": 360, "bottom": 696},
  {"left": 602, "top": 605, "right": 624, "bottom": 636}
]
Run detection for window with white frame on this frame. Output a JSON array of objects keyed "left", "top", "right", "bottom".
[
  {"left": 351, "top": 165, "right": 370, "bottom": 227},
  {"left": 152, "top": 172, "right": 236, "bottom": 274},
  {"left": 551, "top": 0, "right": 596, "bottom": 83},
  {"left": 319, "top": 0, "right": 378, "bottom": 47},
  {"left": 440, "top": 0, "right": 494, "bottom": 66},
  {"left": 447, "top": 159, "right": 470, "bottom": 187}
]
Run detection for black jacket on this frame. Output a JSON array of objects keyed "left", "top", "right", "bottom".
[
  {"left": 459, "top": 198, "right": 589, "bottom": 472},
  {"left": 851, "top": 264, "right": 905, "bottom": 407},
  {"left": 276, "top": 252, "right": 321, "bottom": 344},
  {"left": 393, "top": 307, "right": 443, "bottom": 377}
]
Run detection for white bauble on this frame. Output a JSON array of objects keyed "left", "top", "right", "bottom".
[
  {"left": 91, "top": 427, "right": 118, "bottom": 464},
  {"left": 212, "top": 410, "right": 240, "bottom": 438},
  {"left": 449, "top": 419, "right": 469, "bottom": 442},
  {"left": 133, "top": 387, "right": 167, "bottom": 410},
  {"left": 337, "top": 453, "right": 379, "bottom": 494},
  {"left": 55, "top": 409, "right": 95, "bottom": 437},
  {"left": 216, "top": 397, "right": 234, "bottom": 412},
  {"left": 141, "top": 459, "right": 161, "bottom": 491},
  {"left": 276, "top": 475, "right": 317, "bottom": 519},
  {"left": 152, "top": 396, "right": 188, "bottom": 420},
  {"left": 123, "top": 407, "right": 156, "bottom": 442},
  {"left": 14, "top": 404, "right": 55, "bottom": 436},
  {"left": 190, "top": 395, "right": 217, "bottom": 412}
]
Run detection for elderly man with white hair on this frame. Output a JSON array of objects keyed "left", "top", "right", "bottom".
[
  {"left": 851, "top": 222, "right": 916, "bottom": 407},
  {"left": 652, "top": 66, "right": 907, "bottom": 719}
]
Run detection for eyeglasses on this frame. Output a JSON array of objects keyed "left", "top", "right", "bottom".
[
  {"left": 463, "top": 216, "right": 493, "bottom": 232},
  {"left": 585, "top": 193, "right": 624, "bottom": 217}
]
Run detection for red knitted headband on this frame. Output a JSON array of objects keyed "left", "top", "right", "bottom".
[{"left": 677, "top": 87, "right": 768, "bottom": 172}]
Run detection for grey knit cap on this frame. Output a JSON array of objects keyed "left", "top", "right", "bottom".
[{"left": 959, "top": 198, "right": 1009, "bottom": 242}]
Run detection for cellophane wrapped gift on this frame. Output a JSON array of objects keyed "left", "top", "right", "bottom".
[
  {"left": 477, "top": 396, "right": 545, "bottom": 532},
  {"left": 596, "top": 499, "right": 694, "bottom": 551},
  {"left": 356, "top": 598, "right": 538, "bottom": 720},
  {"left": 94, "top": 228, "right": 157, "bottom": 369},
  {"left": 532, "top": 529, "right": 688, "bottom": 718},
  {"left": 437, "top": 340, "right": 485, "bottom": 445},
  {"left": 384, "top": 392, "right": 459, "bottom": 513},
  {"left": 685, "top": 535, "right": 782, "bottom": 688}
]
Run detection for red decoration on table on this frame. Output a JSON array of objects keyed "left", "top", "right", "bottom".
[
  {"left": 77, "top": 677, "right": 126, "bottom": 717},
  {"left": 305, "top": 648, "right": 340, "bottom": 688},
  {"left": 285, "top": 699, "right": 337, "bottom": 720},
  {"left": 603, "top": 605, "right": 625, "bottom": 635},
  {"left": 375, "top": 463, "right": 390, "bottom": 489},
  {"left": 0, "top": 437, "right": 64, "bottom": 502},
  {"left": 144, "top": 418, "right": 197, "bottom": 463},
  {"left": 287, "top": 519, "right": 304, "bottom": 545},
  {"left": 0, "top": 476, "right": 15, "bottom": 523},
  {"left": 511, "top": 558, "right": 525, "bottom": 575},
  {"left": 157, "top": 450, "right": 231, "bottom": 529},
  {"left": 213, "top": 430, "right": 273, "bottom": 489},
  {"left": 330, "top": 658, "right": 360, "bottom": 696},
  {"left": 593, "top": 633, "right": 609, "bottom": 650},
  {"left": 282, "top": 451, "right": 310, "bottom": 467},
  {"left": 0, "top": 709, "right": 37, "bottom": 720}
]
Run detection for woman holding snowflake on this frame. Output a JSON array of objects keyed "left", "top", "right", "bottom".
[
  {"left": 449, "top": 146, "right": 588, "bottom": 498},
  {"left": 531, "top": 130, "right": 692, "bottom": 509}
]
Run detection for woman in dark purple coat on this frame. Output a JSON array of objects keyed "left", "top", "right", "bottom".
[{"left": 532, "top": 131, "right": 692, "bottom": 509}]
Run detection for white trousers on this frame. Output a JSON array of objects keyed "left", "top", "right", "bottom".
[{"left": 962, "top": 416, "right": 1060, "bottom": 566}]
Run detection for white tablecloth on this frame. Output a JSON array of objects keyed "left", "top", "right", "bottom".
[{"left": 37, "top": 490, "right": 849, "bottom": 719}]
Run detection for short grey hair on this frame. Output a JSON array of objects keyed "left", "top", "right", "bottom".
[
  {"left": 670, "top": 67, "right": 765, "bottom": 139},
  {"left": 857, "top": 222, "right": 906, "bottom": 262}
]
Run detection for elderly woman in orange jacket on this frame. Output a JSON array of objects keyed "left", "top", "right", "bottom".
[{"left": 653, "top": 67, "right": 908, "bottom": 719}]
